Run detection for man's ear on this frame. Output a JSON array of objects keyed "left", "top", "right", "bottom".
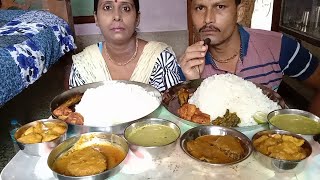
[
  {"left": 136, "top": 12, "right": 141, "bottom": 27},
  {"left": 236, "top": 3, "right": 245, "bottom": 24},
  {"left": 94, "top": 13, "right": 99, "bottom": 27}
]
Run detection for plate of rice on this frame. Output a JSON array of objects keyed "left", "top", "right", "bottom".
[
  {"left": 162, "top": 74, "right": 286, "bottom": 131},
  {"left": 50, "top": 80, "right": 162, "bottom": 135}
]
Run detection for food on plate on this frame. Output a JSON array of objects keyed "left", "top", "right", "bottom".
[
  {"left": 53, "top": 94, "right": 84, "bottom": 125},
  {"left": 269, "top": 114, "right": 320, "bottom": 135},
  {"left": 53, "top": 82, "right": 159, "bottom": 127},
  {"left": 212, "top": 109, "right": 241, "bottom": 127},
  {"left": 187, "top": 74, "right": 281, "bottom": 127},
  {"left": 17, "top": 121, "right": 67, "bottom": 144},
  {"left": 177, "top": 103, "right": 211, "bottom": 124},
  {"left": 186, "top": 135, "right": 245, "bottom": 163},
  {"left": 253, "top": 134, "right": 307, "bottom": 161},
  {"left": 177, "top": 88, "right": 190, "bottom": 106},
  {"left": 126, "top": 124, "right": 179, "bottom": 146},
  {"left": 52, "top": 143, "right": 126, "bottom": 176}
]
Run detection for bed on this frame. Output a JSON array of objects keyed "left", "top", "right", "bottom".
[{"left": 0, "top": 9, "right": 76, "bottom": 106}]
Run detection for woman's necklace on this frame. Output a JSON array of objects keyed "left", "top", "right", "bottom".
[
  {"left": 209, "top": 51, "right": 239, "bottom": 63},
  {"left": 105, "top": 38, "right": 139, "bottom": 66}
]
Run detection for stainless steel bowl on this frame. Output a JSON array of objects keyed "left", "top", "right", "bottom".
[
  {"left": 14, "top": 119, "right": 67, "bottom": 156},
  {"left": 124, "top": 118, "right": 180, "bottom": 158},
  {"left": 180, "top": 125, "right": 253, "bottom": 166},
  {"left": 267, "top": 109, "right": 320, "bottom": 141},
  {"left": 50, "top": 80, "right": 162, "bottom": 136},
  {"left": 252, "top": 129, "right": 312, "bottom": 174},
  {"left": 47, "top": 132, "right": 129, "bottom": 180}
]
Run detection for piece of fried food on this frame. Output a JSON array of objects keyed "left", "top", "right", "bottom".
[
  {"left": 41, "top": 134, "right": 59, "bottom": 142},
  {"left": 191, "top": 108, "right": 211, "bottom": 124},
  {"left": 17, "top": 133, "right": 42, "bottom": 144},
  {"left": 178, "top": 103, "right": 197, "bottom": 120},
  {"left": 65, "top": 112, "right": 84, "bottom": 125},
  {"left": 66, "top": 147, "right": 107, "bottom": 176},
  {"left": 23, "top": 126, "right": 35, "bottom": 136},
  {"left": 53, "top": 107, "right": 73, "bottom": 120},
  {"left": 33, "top": 122, "right": 45, "bottom": 134},
  {"left": 177, "top": 88, "right": 190, "bottom": 106}
]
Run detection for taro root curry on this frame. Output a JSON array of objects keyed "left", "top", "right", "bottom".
[
  {"left": 52, "top": 143, "right": 126, "bottom": 177},
  {"left": 17, "top": 121, "right": 67, "bottom": 144},
  {"left": 253, "top": 134, "right": 308, "bottom": 161},
  {"left": 186, "top": 135, "right": 245, "bottom": 164}
]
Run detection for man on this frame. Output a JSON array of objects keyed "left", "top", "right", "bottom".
[{"left": 179, "top": 0, "right": 320, "bottom": 116}]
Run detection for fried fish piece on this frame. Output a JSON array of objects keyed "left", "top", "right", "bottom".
[
  {"left": 177, "top": 88, "right": 190, "bottom": 106},
  {"left": 65, "top": 112, "right": 84, "bottom": 125},
  {"left": 191, "top": 108, "right": 211, "bottom": 124},
  {"left": 178, "top": 103, "right": 197, "bottom": 120}
]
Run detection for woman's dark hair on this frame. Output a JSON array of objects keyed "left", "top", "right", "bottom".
[
  {"left": 94, "top": 0, "right": 140, "bottom": 14},
  {"left": 236, "top": 0, "right": 241, "bottom": 5}
]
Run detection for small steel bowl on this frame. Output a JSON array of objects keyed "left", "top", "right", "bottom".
[
  {"left": 47, "top": 132, "right": 129, "bottom": 180},
  {"left": 14, "top": 119, "right": 68, "bottom": 156},
  {"left": 252, "top": 129, "right": 312, "bottom": 174},
  {"left": 124, "top": 118, "right": 181, "bottom": 158},
  {"left": 180, "top": 125, "right": 253, "bottom": 166},
  {"left": 267, "top": 109, "right": 320, "bottom": 142}
]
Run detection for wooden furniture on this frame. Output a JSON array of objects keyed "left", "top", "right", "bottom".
[
  {"left": 187, "top": 0, "right": 255, "bottom": 45},
  {"left": 272, "top": 0, "right": 320, "bottom": 47}
]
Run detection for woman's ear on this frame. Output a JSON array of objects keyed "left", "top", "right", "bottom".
[
  {"left": 136, "top": 12, "right": 141, "bottom": 27},
  {"left": 236, "top": 3, "right": 245, "bottom": 24},
  {"left": 94, "top": 13, "right": 99, "bottom": 27}
]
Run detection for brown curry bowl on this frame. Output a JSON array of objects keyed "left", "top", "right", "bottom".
[
  {"left": 180, "top": 125, "right": 253, "bottom": 166},
  {"left": 252, "top": 129, "right": 312, "bottom": 174}
]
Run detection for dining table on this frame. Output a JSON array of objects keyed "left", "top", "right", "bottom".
[{"left": 1, "top": 105, "right": 320, "bottom": 180}]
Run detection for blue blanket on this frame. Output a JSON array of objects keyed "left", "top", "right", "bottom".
[{"left": 0, "top": 10, "right": 76, "bottom": 106}]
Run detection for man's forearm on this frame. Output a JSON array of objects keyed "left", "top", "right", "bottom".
[{"left": 309, "top": 91, "right": 320, "bottom": 117}]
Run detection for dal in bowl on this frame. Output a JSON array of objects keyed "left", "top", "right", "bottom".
[
  {"left": 267, "top": 109, "right": 320, "bottom": 141},
  {"left": 124, "top": 118, "right": 180, "bottom": 158}
]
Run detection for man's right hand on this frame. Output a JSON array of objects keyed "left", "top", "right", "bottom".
[{"left": 179, "top": 40, "right": 208, "bottom": 80}]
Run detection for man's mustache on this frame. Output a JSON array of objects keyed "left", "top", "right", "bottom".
[{"left": 199, "top": 25, "right": 221, "bottom": 33}]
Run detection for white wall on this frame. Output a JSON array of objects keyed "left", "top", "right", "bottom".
[
  {"left": 75, "top": 0, "right": 274, "bottom": 36},
  {"left": 75, "top": 0, "right": 188, "bottom": 36},
  {"left": 251, "top": 0, "right": 274, "bottom": 30}
]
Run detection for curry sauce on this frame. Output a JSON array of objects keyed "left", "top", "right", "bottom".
[{"left": 52, "top": 144, "right": 126, "bottom": 177}]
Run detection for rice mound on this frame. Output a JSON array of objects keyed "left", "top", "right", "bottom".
[
  {"left": 188, "top": 74, "right": 281, "bottom": 127},
  {"left": 75, "top": 82, "right": 159, "bottom": 127}
]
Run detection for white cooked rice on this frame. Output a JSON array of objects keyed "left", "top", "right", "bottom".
[
  {"left": 188, "top": 74, "right": 281, "bottom": 127},
  {"left": 75, "top": 82, "right": 159, "bottom": 127}
]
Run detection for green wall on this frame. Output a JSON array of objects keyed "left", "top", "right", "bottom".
[{"left": 71, "top": 0, "right": 94, "bottom": 16}]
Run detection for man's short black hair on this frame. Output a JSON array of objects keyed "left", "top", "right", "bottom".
[{"left": 94, "top": 0, "right": 140, "bottom": 14}]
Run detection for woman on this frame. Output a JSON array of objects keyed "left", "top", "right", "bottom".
[{"left": 69, "top": 0, "right": 182, "bottom": 92}]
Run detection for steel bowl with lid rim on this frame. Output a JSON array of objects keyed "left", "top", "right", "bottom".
[
  {"left": 252, "top": 129, "right": 312, "bottom": 174},
  {"left": 47, "top": 132, "right": 129, "bottom": 180},
  {"left": 124, "top": 118, "right": 181, "bottom": 158},
  {"left": 14, "top": 119, "right": 68, "bottom": 156},
  {"left": 180, "top": 125, "right": 253, "bottom": 166},
  {"left": 267, "top": 109, "right": 320, "bottom": 142},
  {"left": 50, "top": 80, "right": 162, "bottom": 137}
]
